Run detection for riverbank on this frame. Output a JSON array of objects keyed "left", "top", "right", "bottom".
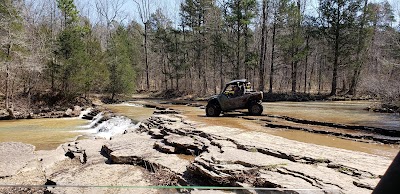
[
  {"left": 0, "top": 94, "right": 97, "bottom": 120},
  {"left": 0, "top": 104, "right": 396, "bottom": 193}
]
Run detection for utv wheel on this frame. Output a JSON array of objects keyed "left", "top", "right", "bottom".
[
  {"left": 206, "top": 104, "right": 221, "bottom": 117},
  {"left": 248, "top": 102, "right": 263, "bottom": 116}
]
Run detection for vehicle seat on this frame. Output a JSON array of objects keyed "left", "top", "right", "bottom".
[{"left": 240, "top": 85, "right": 245, "bottom": 95}]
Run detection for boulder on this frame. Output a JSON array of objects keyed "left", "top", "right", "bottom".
[
  {"left": 64, "top": 108, "right": 73, "bottom": 117},
  {"left": 71, "top": 105, "right": 81, "bottom": 116}
]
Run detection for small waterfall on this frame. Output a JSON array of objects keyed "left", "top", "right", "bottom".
[
  {"left": 87, "top": 112, "right": 104, "bottom": 128},
  {"left": 76, "top": 112, "right": 138, "bottom": 139},
  {"left": 94, "top": 117, "right": 137, "bottom": 139}
]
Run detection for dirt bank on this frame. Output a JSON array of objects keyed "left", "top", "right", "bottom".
[{"left": 0, "top": 95, "right": 97, "bottom": 120}]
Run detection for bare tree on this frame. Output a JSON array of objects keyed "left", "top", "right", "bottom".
[
  {"left": 96, "top": 0, "right": 127, "bottom": 25},
  {"left": 258, "top": 0, "right": 269, "bottom": 92},
  {"left": 132, "top": 0, "right": 152, "bottom": 91},
  {"left": 95, "top": 0, "right": 128, "bottom": 34},
  {"left": 0, "top": 0, "right": 27, "bottom": 117}
]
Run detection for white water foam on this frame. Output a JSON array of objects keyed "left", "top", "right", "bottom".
[
  {"left": 75, "top": 114, "right": 138, "bottom": 139},
  {"left": 95, "top": 119, "right": 140, "bottom": 139},
  {"left": 81, "top": 112, "right": 104, "bottom": 128},
  {"left": 116, "top": 102, "right": 144, "bottom": 107}
]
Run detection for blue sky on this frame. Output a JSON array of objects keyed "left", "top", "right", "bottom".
[
  {"left": 73, "top": 0, "right": 399, "bottom": 27},
  {"left": 75, "top": 0, "right": 183, "bottom": 27}
]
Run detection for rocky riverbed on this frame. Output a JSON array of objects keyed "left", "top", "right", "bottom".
[{"left": 0, "top": 105, "right": 395, "bottom": 194}]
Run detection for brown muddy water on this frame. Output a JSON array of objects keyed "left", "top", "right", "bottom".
[
  {"left": 0, "top": 118, "right": 86, "bottom": 150},
  {"left": 0, "top": 100, "right": 398, "bottom": 158},
  {"left": 156, "top": 101, "right": 399, "bottom": 159},
  {"left": 264, "top": 101, "right": 400, "bottom": 131},
  {"left": 0, "top": 104, "right": 155, "bottom": 151},
  {"left": 103, "top": 103, "right": 155, "bottom": 123}
]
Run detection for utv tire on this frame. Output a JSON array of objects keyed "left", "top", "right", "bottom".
[
  {"left": 248, "top": 102, "right": 263, "bottom": 116},
  {"left": 206, "top": 104, "right": 221, "bottom": 117}
]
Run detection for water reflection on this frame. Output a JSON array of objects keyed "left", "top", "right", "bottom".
[{"left": 263, "top": 101, "right": 400, "bottom": 131}]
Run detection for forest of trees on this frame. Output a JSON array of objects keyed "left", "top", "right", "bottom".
[{"left": 1, "top": 0, "right": 400, "bottom": 111}]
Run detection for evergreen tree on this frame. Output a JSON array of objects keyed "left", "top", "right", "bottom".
[
  {"left": 277, "top": 0, "right": 305, "bottom": 94},
  {"left": 106, "top": 25, "right": 136, "bottom": 100},
  {"left": 225, "top": 0, "right": 257, "bottom": 79},
  {"left": 180, "top": 0, "right": 213, "bottom": 94},
  {"left": 319, "top": 0, "right": 362, "bottom": 96},
  {"left": 347, "top": 0, "right": 370, "bottom": 95},
  {"left": 149, "top": 9, "right": 173, "bottom": 89},
  {"left": 53, "top": 0, "right": 86, "bottom": 93},
  {"left": 73, "top": 19, "right": 108, "bottom": 96}
]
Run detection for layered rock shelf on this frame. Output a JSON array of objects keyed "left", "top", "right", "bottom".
[
  {"left": 0, "top": 108, "right": 394, "bottom": 193},
  {"left": 101, "top": 113, "right": 391, "bottom": 193}
]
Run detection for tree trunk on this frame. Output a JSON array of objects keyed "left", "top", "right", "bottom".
[
  {"left": 236, "top": 23, "right": 241, "bottom": 79},
  {"left": 291, "top": 29, "right": 297, "bottom": 94},
  {"left": 308, "top": 54, "right": 316, "bottom": 94},
  {"left": 347, "top": 0, "right": 368, "bottom": 95},
  {"left": 330, "top": 4, "right": 341, "bottom": 96},
  {"left": 213, "top": 43, "right": 217, "bottom": 94},
  {"left": 5, "top": 61, "right": 10, "bottom": 110},
  {"left": 144, "top": 22, "right": 150, "bottom": 91},
  {"left": 269, "top": 18, "right": 277, "bottom": 94},
  {"left": 244, "top": 23, "right": 249, "bottom": 80},
  {"left": 5, "top": 37, "right": 12, "bottom": 110},
  {"left": 304, "top": 35, "right": 309, "bottom": 93},
  {"left": 259, "top": 0, "right": 268, "bottom": 92},
  {"left": 291, "top": 61, "right": 298, "bottom": 94},
  {"left": 291, "top": 0, "right": 301, "bottom": 95},
  {"left": 235, "top": 0, "right": 241, "bottom": 79},
  {"left": 318, "top": 55, "right": 324, "bottom": 95},
  {"left": 220, "top": 55, "right": 224, "bottom": 92},
  {"left": 162, "top": 50, "right": 167, "bottom": 90}
]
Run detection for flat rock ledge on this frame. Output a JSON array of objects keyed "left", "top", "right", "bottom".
[
  {"left": 101, "top": 113, "right": 392, "bottom": 193},
  {"left": 0, "top": 110, "right": 392, "bottom": 193},
  {"left": 0, "top": 142, "right": 36, "bottom": 178},
  {"left": 0, "top": 142, "right": 47, "bottom": 193}
]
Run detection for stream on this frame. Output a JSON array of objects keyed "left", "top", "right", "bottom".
[
  {"left": 0, "top": 104, "right": 155, "bottom": 150},
  {"left": 0, "top": 100, "right": 398, "bottom": 158},
  {"left": 0, "top": 118, "right": 86, "bottom": 150}
]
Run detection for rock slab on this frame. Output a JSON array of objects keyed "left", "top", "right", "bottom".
[{"left": 0, "top": 142, "right": 36, "bottom": 178}]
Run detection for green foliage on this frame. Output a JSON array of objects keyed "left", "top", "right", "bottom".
[
  {"left": 224, "top": 0, "right": 257, "bottom": 78},
  {"left": 54, "top": 26, "right": 87, "bottom": 92},
  {"left": 127, "top": 21, "right": 143, "bottom": 71},
  {"left": 225, "top": 0, "right": 257, "bottom": 27},
  {"left": 52, "top": 0, "right": 108, "bottom": 96},
  {"left": 180, "top": 0, "right": 212, "bottom": 31},
  {"left": 73, "top": 22, "right": 108, "bottom": 95},
  {"left": 56, "top": 0, "right": 79, "bottom": 25},
  {"left": 106, "top": 25, "right": 137, "bottom": 99},
  {"left": 0, "top": 0, "right": 25, "bottom": 62},
  {"left": 277, "top": 0, "right": 305, "bottom": 63},
  {"left": 150, "top": 9, "right": 187, "bottom": 88},
  {"left": 319, "top": 0, "right": 362, "bottom": 50}
]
